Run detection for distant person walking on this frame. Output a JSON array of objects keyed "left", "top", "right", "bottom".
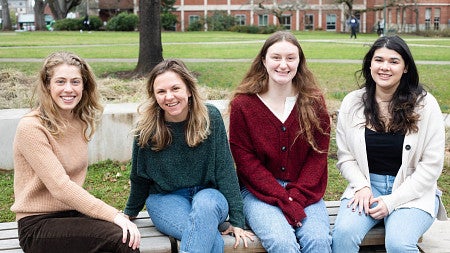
[
  {"left": 378, "top": 18, "right": 385, "bottom": 37},
  {"left": 349, "top": 16, "right": 359, "bottom": 39}
]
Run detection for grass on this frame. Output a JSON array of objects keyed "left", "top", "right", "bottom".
[{"left": 0, "top": 30, "right": 449, "bottom": 222}]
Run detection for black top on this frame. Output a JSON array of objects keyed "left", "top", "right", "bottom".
[{"left": 365, "top": 127, "right": 405, "bottom": 176}]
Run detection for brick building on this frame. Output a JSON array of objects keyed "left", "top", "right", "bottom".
[{"left": 95, "top": 0, "right": 449, "bottom": 33}]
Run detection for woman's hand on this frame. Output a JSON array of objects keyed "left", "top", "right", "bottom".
[
  {"left": 368, "top": 197, "right": 389, "bottom": 219},
  {"left": 221, "top": 225, "right": 255, "bottom": 248},
  {"left": 348, "top": 186, "right": 373, "bottom": 215},
  {"left": 114, "top": 213, "right": 141, "bottom": 250}
]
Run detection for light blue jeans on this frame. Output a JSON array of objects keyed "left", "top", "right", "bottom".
[
  {"left": 332, "top": 173, "right": 438, "bottom": 253},
  {"left": 146, "top": 187, "right": 229, "bottom": 253},
  {"left": 242, "top": 180, "right": 332, "bottom": 253}
]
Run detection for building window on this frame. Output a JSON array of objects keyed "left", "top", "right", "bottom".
[
  {"left": 326, "top": 14, "right": 336, "bottom": 31},
  {"left": 281, "top": 15, "right": 291, "bottom": 30},
  {"left": 235, "top": 14, "right": 246, "bottom": 26},
  {"left": 304, "top": 14, "right": 313, "bottom": 30},
  {"left": 258, "top": 14, "right": 268, "bottom": 26},
  {"left": 189, "top": 15, "right": 200, "bottom": 25},
  {"left": 434, "top": 8, "right": 440, "bottom": 30},
  {"left": 425, "top": 8, "right": 431, "bottom": 30}
]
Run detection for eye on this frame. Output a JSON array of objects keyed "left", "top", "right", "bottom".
[
  {"left": 55, "top": 79, "right": 66, "bottom": 86},
  {"left": 72, "top": 79, "right": 82, "bottom": 86}
]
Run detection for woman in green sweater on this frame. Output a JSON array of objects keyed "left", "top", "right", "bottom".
[{"left": 124, "top": 59, "right": 253, "bottom": 252}]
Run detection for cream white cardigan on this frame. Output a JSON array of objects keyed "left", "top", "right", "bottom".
[{"left": 336, "top": 88, "right": 447, "bottom": 220}]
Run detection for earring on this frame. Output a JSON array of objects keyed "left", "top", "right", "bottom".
[{"left": 404, "top": 70, "right": 408, "bottom": 73}]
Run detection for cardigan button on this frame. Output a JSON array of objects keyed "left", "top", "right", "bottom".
[
  {"left": 405, "top": 145, "right": 411, "bottom": 150},
  {"left": 281, "top": 126, "right": 286, "bottom": 132},
  {"left": 281, "top": 167, "right": 286, "bottom": 171},
  {"left": 281, "top": 146, "right": 287, "bottom": 151}
]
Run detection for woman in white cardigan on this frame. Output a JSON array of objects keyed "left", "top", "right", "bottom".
[{"left": 331, "top": 35, "right": 447, "bottom": 253}]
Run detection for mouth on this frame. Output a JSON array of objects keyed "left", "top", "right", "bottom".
[
  {"left": 166, "top": 102, "right": 180, "bottom": 107},
  {"left": 378, "top": 73, "right": 391, "bottom": 79},
  {"left": 61, "top": 96, "right": 76, "bottom": 102},
  {"left": 276, "top": 70, "right": 290, "bottom": 75}
]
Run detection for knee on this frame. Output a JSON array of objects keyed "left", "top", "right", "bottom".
[
  {"left": 263, "top": 234, "right": 300, "bottom": 252},
  {"left": 192, "top": 189, "right": 227, "bottom": 213},
  {"left": 385, "top": 236, "right": 418, "bottom": 253}
]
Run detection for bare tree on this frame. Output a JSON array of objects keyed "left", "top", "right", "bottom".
[
  {"left": 1, "top": 0, "right": 12, "bottom": 31},
  {"left": 255, "top": 0, "right": 306, "bottom": 25},
  {"left": 47, "top": 0, "right": 82, "bottom": 20},
  {"left": 132, "top": 0, "right": 164, "bottom": 77}
]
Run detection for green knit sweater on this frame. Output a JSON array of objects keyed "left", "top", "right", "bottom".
[{"left": 124, "top": 104, "right": 244, "bottom": 228}]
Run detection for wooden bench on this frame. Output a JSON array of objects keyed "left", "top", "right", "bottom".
[{"left": 0, "top": 201, "right": 390, "bottom": 252}]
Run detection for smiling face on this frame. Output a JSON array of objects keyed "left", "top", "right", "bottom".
[
  {"left": 153, "top": 70, "right": 192, "bottom": 122},
  {"left": 370, "top": 47, "right": 407, "bottom": 95},
  {"left": 49, "top": 64, "right": 83, "bottom": 117},
  {"left": 263, "top": 40, "right": 300, "bottom": 87}
]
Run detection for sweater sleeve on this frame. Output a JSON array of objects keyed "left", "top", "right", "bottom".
[
  {"left": 229, "top": 97, "right": 306, "bottom": 225},
  {"left": 124, "top": 138, "right": 152, "bottom": 217},
  {"left": 208, "top": 105, "right": 245, "bottom": 228},
  {"left": 14, "top": 117, "right": 118, "bottom": 222},
  {"left": 285, "top": 99, "right": 330, "bottom": 208}
]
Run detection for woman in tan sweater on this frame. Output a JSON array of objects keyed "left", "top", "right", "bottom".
[{"left": 11, "top": 52, "right": 140, "bottom": 253}]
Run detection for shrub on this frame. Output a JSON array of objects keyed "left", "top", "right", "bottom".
[
  {"left": 206, "top": 11, "right": 235, "bottom": 31},
  {"left": 230, "top": 25, "right": 283, "bottom": 34},
  {"left": 54, "top": 18, "right": 83, "bottom": 31},
  {"left": 106, "top": 12, "right": 139, "bottom": 31},
  {"left": 161, "top": 13, "right": 178, "bottom": 31},
  {"left": 187, "top": 20, "right": 204, "bottom": 31}
]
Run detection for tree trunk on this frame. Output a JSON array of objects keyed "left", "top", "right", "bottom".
[
  {"left": 34, "top": 0, "right": 46, "bottom": 31},
  {"left": 133, "top": 0, "right": 163, "bottom": 77},
  {"left": 48, "top": 0, "right": 82, "bottom": 20},
  {"left": 1, "top": 0, "right": 12, "bottom": 31}
]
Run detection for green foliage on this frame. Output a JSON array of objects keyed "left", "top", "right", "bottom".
[
  {"left": 206, "top": 11, "right": 236, "bottom": 31},
  {"left": 187, "top": 20, "right": 204, "bottom": 31},
  {"left": 161, "top": 0, "right": 178, "bottom": 31},
  {"left": 88, "top": 16, "right": 103, "bottom": 31},
  {"left": 161, "top": 13, "right": 178, "bottom": 31},
  {"left": 230, "top": 25, "right": 283, "bottom": 34},
  {"left": 54, "top": 18, "right": 83, "bottom": 31},
  {"left": 106, "top": 12, "right": 139, "bottom": 31},
  {"left": 53, "top": 16, "right": 102, "bottom": 31}
]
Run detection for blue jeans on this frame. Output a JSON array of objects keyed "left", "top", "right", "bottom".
[
  {"left": 332, "top": 173, "right": 438, "bottom": 253},
  {"left": 242, "top": 180, "right": 332, "bottom": 253},
  {"left": 146, "top": 187, "right": 229, "bottom": 253}
]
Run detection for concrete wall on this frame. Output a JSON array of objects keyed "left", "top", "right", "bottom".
[{"left": 0, "top": 100, "right": 229, "bottom": 171}]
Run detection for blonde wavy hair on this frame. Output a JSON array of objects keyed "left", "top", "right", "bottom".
[
  {"left": 32, "top": 51, "right": 103, "bottom": 141},
  {"left": 229, "top": 31, "right": 328, "bottom": 152},
  {"left": 134, "top": 59, "right": 210, "bottom": 151}
]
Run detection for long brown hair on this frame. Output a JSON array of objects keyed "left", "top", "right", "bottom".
[
  {"left": 33, "top": 51, "right": 103, "bottom": 141},
  {"left": 134, "top": 59, "right": 210, "bottom": 151},
  {"left": 229, "top": 31, "right": 328, "bottom": 152}
]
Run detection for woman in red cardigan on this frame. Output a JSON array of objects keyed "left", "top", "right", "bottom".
[{"left": 228, "top": 31, "right": 331, "bottom": 253}]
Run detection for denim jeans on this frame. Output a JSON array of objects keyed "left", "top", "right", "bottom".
[
  {"left": 241, "top": 180, "right": 332, "bottom": 253},
  {"left": 17, "top": 210, "right": 139, "bottom": 253},
  {"left": 146, "top": 187, "right": 229, "bottom": 253},
  {"left": 332, "top": 173, "right": 438, "bottom": 253}
]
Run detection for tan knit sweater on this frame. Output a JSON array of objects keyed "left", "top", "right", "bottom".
[{"left": 11, "top": 111, "right": 118, "bottom": 222}]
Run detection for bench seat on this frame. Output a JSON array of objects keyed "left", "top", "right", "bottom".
[{"left": 0, "top": 201, "right": 391, "bottom": 252}]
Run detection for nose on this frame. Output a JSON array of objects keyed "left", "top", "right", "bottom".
[
  {"left": 381, "top": 61, "right": 389, "bottom": 70},
  {"left": 63, "top": 82, "right": 74, "bottom": 91},
  {"left": 165, "top": 91, "right": 174, "bottom": 99},
  {"left": 280, "top": 58, "right": 287, "bottom": 67}
]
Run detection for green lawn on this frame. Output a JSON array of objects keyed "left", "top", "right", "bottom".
[{"left": 0, "top": 31, "right": 449, "bottom": 222}]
